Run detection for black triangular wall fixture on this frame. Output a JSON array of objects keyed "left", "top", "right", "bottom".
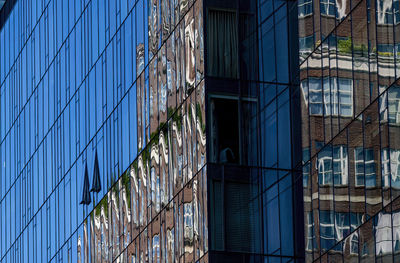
[
  {"left": 90, "top": 151, "right": 102, "bottom": 193},
  {"left": 80, "top": 163, "right": 91, "bottom": 205}
]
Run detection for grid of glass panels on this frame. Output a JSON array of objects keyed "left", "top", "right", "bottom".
[
  {"left": 317, "top": 194, "right": 400, "bottom": 262},
  {"left": 300, "top": 0, "right": 400, "bottom": 260},
  {"left": 0, "top": 0, "right": 206, "bottom": 262},
  {"left": 204, "top": 0, "right": 302, "bottom": 261},
  {"left": 303, "top": 82, "right": 400, "bottom": 261}
]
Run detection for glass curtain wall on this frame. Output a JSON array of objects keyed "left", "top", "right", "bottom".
[
  {"left": 204, "top": 0, "right": 303, "bottom": 262},
  {"left": 299, "top": 0, "right": 400, "bottom": 260},
  {"left": 0, "top": 0, "right": 207, "bottom": 262}
]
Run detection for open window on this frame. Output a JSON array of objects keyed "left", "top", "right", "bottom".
[
  {"left": 209, "top": 95, "right": 258, "bottom": 165},
  {"left": 209, "top": 97, "right": 240, "bottom": 164}
]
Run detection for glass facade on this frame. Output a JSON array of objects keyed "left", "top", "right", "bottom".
[
  {"left": 204, "top": 0, "right": 303, "bottom": 262},
  {"left": 0, "top": 0, "right": 303, "bottom": 262},
  {"left": 0, "top": 0, "right": 207, "bottom": 262},
  {"left": 299, "top": 0, "right": 400, "bottom": 260}
]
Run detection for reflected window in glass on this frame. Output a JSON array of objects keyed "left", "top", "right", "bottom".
[
  {"left": 375, "top": 212, "right": 393, "bottom": 256},
  {"left": 376, "top": 0, "right": 400, "bottom": 24},
  {"left": 298, "top": 0, "right": 313, "bottom": 17},
  {"left": 355, "top": 148, "right": 376, "bottom": 187},
  {"left": 302, "top": 78, "right": 323, "bottom": 115},
  {"left": 303, "top": 148, "right": 310, "bottom": 187},
  {"left": 382, "top": 149, "right": 400, "bottom": 188},
  {"left": 333, "top": 145, "right": 348, "bottom": 186},
  {"left": 320, "top": 210, "right": 335, "bottom": 250},
  {"left": 320, "top": 0, "right": 335, "bottom": 16},
  {"left": 299, "top": 35, "right": 314, "bottom": 57},
  {"left": 335, "top": 212, "right": 350, "bottom": 243},
  {"left": 388, "top": 86, "right": 400, "bottom": 124},
  {"left": 305, "top": 212, "right": 316, "bottom": 251},
  {"left": 323, "top": 77, "right": 353, "bottom": 117},
  {"left": 318, "top": 147, "right": 333, "bottom": 185},
  {"left": 350, "top": 232, "right": 359, "bottom": 255},
  {"left": 393, "top": 211, "right": 400, "bottom": 254},
  {"left": 152, "top": 234, "right": 160, "bottom": 262}
]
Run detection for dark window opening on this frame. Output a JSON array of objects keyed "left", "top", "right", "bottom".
[
  {"left": 209, "top": 96, "right": 258, "bottom": 165},
  {"left": 210, "top": 97, "right": 240, "bottom": 164}
]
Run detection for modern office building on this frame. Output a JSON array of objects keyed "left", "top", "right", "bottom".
[
  {"left": 3, "top": 0, "right": 400, "bottom": 262},
  {"left": 204, "top": 0, "right": 303, "bottom": 261},
  {"left": 0, "top": 0, "right": 304, "bottom": 263},
  {"left": 299, "top": 0, "right": 400, "bottom": 261}
]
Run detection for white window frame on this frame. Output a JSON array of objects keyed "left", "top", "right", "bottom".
[
  {"left": 333, "top": 145, "right": 348, "bottom": 186},
  {"left": 355, "top": 148, "right": 376, "bottom": 187},
  {"left": 320, "top": 0, "right": 336, "bottom": 17},
  {"left": 377, "top": 0, "right": 400, "bottom": 25},
  {"left": 388, "top": 88, "right": 400, "bottom": 124},
  {"left": 318, "top": 155, "right": 333, "bottom": 185},
  {"left": 375, "top": 212, "right": 394, "bottom": 256},
  {"left": 381, "top": 149, "right": 400, "bottom": 189},
  {"left": 335, "top": 212, "right": 350, "bottom": 242},
  {"left": 320, "top": 211, "right": 335, "bottom": 250},
  {"left": 382, "top": 148, "right": 391, "bottom": 188},
  {"left": 350, "top": 232, "right": 359, "bottom": 255},
  {"left": 318, "top": 145, "right": 348, "bottom": 186},
  {"left": 299, "top": 35, "right": 314, "bottom": 55},
  {"left": 306, "top": 212, "right": 315, "bottom": 252},
  {"left": 308, "top": 78, "right": 324, "bottom": 116},
  {"left": 323, "top": 77, "right": 353, "bottom": 117},
  {"left": 298, "top": 0, "right": 313, "bottom": 17}
]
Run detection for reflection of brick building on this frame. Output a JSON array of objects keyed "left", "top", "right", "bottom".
[
  {"left": 0, "top": 0, "right": 352, "bottom": 261},
  {"left": 75, "top": 0, "right": 303, "bottom": 261},
  {"left": 300, "top": 0, "right": 400, "bottom": 261}
]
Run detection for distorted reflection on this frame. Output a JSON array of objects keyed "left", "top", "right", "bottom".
[
  {"left": 298, "top": 0, "right": 313, "bottom": 17},
  {"left": 354, "top": 148, "right": 376, "bottom": 187},
  {"left": 375, "top": 211, "right": 395, "bottom": 255},
  {"left": 0, "top": 0, "right": 209, "bottom": 261},
  {"left": 349, "top": 232, "right": 359, "bottom": 255},
  {"left": 301, "top": 0, "right": 400, "bottom": 258},
  {"left": 152, "top": 234, "right": 160, "bottom": 262},
  {"left": 185, "top": 15, "right": 196, "bottom": 88},
  {"left": 81, "top": 165, "right": 208, "bottom": 262},
  {"left": 317, "top": 145, "right": 348, "bottom": 186},
  {"left": 299, "top": 35, "right": 314, "bottom": 58},
  {"left": 195, "top": 1, "right": 204, "bottom": 84},
  {"left": 320, "top": 0, "right": 336, "bottom": 16},
  {"left": 184, "top": 202, "right": 194, "bottom": 250},
  {"left": 382, "top": 148, "right": 400, "bottom": 188},
  {"left": 389, "top": 86, "right": 400, "bottom": 124},
  {"left": 301, "top": 77, "right": 353, "bottom": 117},
  {"left": 121, "top": 171, "right": 132, "bottom": 249},
  {"left": 376, "top": 0, "right": 400, "bottom": 25},
  {"left": 111, "top": 184, "right": 120, "bottom": 259}
]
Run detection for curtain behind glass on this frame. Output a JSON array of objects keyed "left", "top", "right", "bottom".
[{"left": 207, "top": 10, "right": 238, "bottom": 78}]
